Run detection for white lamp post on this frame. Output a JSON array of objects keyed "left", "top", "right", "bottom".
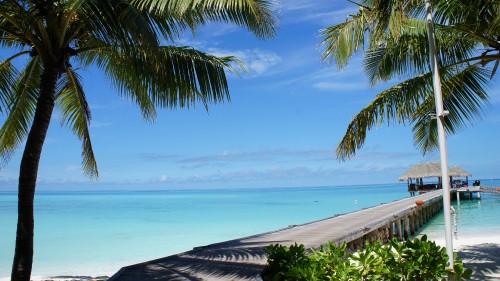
[{"left": 424, "top": 0, "right": 454, "bottom": 265}]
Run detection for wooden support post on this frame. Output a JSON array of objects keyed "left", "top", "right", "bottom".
[
  {"left": 389, "top": 223, "right": 394, "bottom": 240},
  {"left": 384, "top": 225, "right": 390, "bottom": 243},
  {"left": 419, "top": 209, "right": 424, "bottom": 227},
  {"left": 404, "top": 216, "right": 410, "bottom": 239},
  {"left": 397, "top": 219, "right": 403, "bottom": 241},
  {"left": 410, "top": 213, "right": 415, "bottom": 234}
]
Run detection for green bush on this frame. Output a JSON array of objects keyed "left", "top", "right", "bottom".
[{"left": 262, "top": 235, "right": 472, "bottom": 281}]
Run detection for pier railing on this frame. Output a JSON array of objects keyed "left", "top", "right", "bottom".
[
  {"left": 110, "top": 191, "right": 445, "bottom": 281},
  {"left": 481, "top": 186, "right": 500, "bottom": 194}
]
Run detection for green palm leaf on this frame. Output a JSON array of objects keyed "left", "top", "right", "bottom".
[
  {"left": 324, "top": 0, "right": 498, "bottom": 160},
  {"left": 337, "top": 63, "right": 491, "bottom": 161},
  {"left": 89, "top": 45, "right": 239, "bottom": 119},
  {"left": 56, "top": 68, "right": 98, "bottom": 178},
  {"left": 0, "top": 57, "right": 41, "bottom": 164},
  {"left": 2, "top": 0, "right": 278, "bottom": 279},
  {"left": 320, "top": 11, "right": 368, "bottom": 69},
  {"left": 0, "top": 57, "right": 19, "bottom": 112},
  {"left": 364, "top": 20, "right": 477, "bottom": 85},
  {"left": 412, "top": 64, "right": 491, "bottom": 153},
  {"left": 131, "top": 0, "right": 278, "bottom": 39},
  {"left": 336, "top": 72, "right": 432, "bottom": 161}
]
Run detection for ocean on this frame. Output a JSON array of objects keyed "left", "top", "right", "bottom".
[
  {"left": 416, "top": 182, "right": 500, "bottom": 241},
  {"left": 1, "top": 180, "right": 499, "bottom": 278}
]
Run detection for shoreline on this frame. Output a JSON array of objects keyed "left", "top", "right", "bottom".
[
  {"left": 3, "top": 190, "right": 499, "bottom": 280},
  {"left": 419, "top": 234, "right": 500, "bottom": 281},
  {"left": 3, "top": 235, "right": 497, "bottom": 281}
]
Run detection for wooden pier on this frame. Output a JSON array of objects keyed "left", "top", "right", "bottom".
[
  {"left": 109, "top": 191, "right": 444, "bottom": 281},
  {"left": 455, "top": 186, "right": 481, "bottom": 203},
  {"left": 481, "top": 186, "right": 500, "bottom": 194}
]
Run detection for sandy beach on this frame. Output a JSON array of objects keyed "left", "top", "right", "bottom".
[
  {"left": 0, "top": 277, "right": 109, "bottom": 281},
  {"left": 2, "top": 189, "right": 498, "bottom": 281},
  {"left": 430, "top": 235, "right": 500, "bottom": 281},
  {"left": 3, "top": 235, "right": 496, "bottom": 281}
]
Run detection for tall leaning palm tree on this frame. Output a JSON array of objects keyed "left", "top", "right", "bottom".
[
  {"left": 321, "top": 0, "right": 499, "bottom": 160},
  {"left": 0, "top": 1, "right": 277, "bottom": 280}
]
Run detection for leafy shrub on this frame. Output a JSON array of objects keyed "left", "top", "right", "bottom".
[
  {"left": 262, "top": 243, "right": 311, "bottom": 281},
  {"left": 262, "top": 235, "right": 472, "bottom": 281}
]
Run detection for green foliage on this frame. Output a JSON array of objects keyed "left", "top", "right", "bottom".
[
  {"left": 1, "top": 1, "right": 279, "bottom": 280},
  {"left": 263, "top": 235, "right": 472, "bottom": 281},
  {"left": 321, "top": 0, "right": 499, "bottom": 160},
  {"left": 0, "top": 0, "right": 278, "bottom": 176},
  {"left": 262, "top": 243, "right": 311, "bottom": 281}
]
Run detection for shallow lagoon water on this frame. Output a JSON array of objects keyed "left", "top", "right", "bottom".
[
  {"left": 416, "top": 182, "right": 500, "bottom": 241},
  {"left": 1, "top": 181, "right": 499, "bottom": 277}
]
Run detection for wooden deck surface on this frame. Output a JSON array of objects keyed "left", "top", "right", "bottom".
[{"left": 109, "top": 191, "right": 443, "bottom": 281}]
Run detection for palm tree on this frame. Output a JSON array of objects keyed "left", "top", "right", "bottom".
[
  {"left": 321, "top": 0, "right": 499, "bottom": 160},
  {"left": 0, "top": 1, "right": 277, "bottom": 280}
]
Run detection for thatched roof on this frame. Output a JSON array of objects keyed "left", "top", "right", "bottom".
[
  {"left": 449, "top": 166, "right": 472, "bottom": 177},
  {"left": 399, "top": 162, "right": 471, "bottom": 181}
]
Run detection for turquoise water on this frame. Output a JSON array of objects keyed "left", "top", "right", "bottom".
[
  {"left": 0, "top": 184, "right": 407, "bottom": 277},
  {"left": 416, "top": 180, "right": 500, "bottom": 240},
  {"left": 1, "top": 181, "right": 499, "bottom": 277}
]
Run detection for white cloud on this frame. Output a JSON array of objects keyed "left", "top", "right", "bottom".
[
  {"left": 90, "top": 121, "right": 113, "bottom": 128},
  {"left": 149, "top": 174, "right": 169, "bottom": 183},
  {"left": 160, "top": 162, "right": 408, "bottom": 186},
  {"left": 177, "top": 148, "right": 335, "bottom": 167},
  {"left": 313, "top": 81, "right": 367, "bottom": 91},
  {"left": 65, "top": 165, "right": 81, "bottom": 171},
  {"left": 281, "top": 1, "right": 357, "bottom": 26},
  {"left": 160, "top": 175, "right": 168, "bottom": 182},
  {"left": 209, "top": 48, "right": 282, "bottom": 76}
]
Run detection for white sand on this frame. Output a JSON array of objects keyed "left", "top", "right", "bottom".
[
  {"left": 3, "top": 236, "right": 499, "bottom": 281},
  {"left": 0, "top": 276, "right": 108, "bottom": 281},
  {"left": 428, "top": 235, "right": 500, "bottom": 280},
  {"left": 431, "top": 235, "right": 500, "bottom": 249}
]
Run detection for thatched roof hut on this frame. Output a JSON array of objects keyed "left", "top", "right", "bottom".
[
  {"left": 399, "top": 162, "right": 472, "bottom": 181},
  {"left": 399, "top": 162, "right": 441, "bottom": 181},
  {"left": 399, "top": 162, "right": 471, "bottom": 194},
  {"left": 449, "top": 166, "right": 472, "bottom": 177}
]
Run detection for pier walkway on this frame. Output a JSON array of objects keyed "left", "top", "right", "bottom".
[
  {"left": 481, "top": 186, "right": 500, "bottom": 194},
  {"left": 109, "top": 191, "right": 443, "bottom": 281}
]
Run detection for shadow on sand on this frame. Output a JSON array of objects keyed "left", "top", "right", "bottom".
[
  {"left": 108, "top": 239, "right": 289, "bottom": 281},
  {"left": 459, "top": 243, "right": 500, "bottom": 281}
]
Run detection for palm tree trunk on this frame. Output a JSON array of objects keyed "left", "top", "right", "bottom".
[{"left": 11, "top": 65, "right": 59, "bottom": 281}]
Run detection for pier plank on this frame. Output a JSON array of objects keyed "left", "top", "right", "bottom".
[{"left": 109, "top": 191, "right": 443, "bottom": 281}]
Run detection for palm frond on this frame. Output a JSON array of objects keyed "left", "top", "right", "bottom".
[
  {"left": 364, "top": 19, "right": 477, "bottom": 85},
  {"left": 0, "top": 57, "right": 41, "bottom": 164},
  {"left": 0, "top": 56, "right": 20, "bottom": 113},
  {"left": 360, "top": 0, "right": 422, "bottom": 39},
  {"left": 336, "top": 72, "right": 432, "bottom": 161},
  {"left": 0, "top": 1, "right": 38, "bottom": 48},
  {"left": 337, "top": 60, "right": 492, "bottom": 161},
  {"left": 131, "top": 0, "right": 278, "bottom": 39},
  {"left": 364, "top": 19, "right": 430, "bottom": 85},
  {"left": 91, "top": 45, "right": 239, "bottom": 120},
  {"left": 411, "top": 64, "right": 491, "bottom": 153},
  {"left": 76, "top": 0, "right": 160, "bottom": 52},
  {"left": 320, "top": 11, "right": 369, "bottom": 68},
  {"left": 56, "top": 67, "right": 98, "bottom": 178}
]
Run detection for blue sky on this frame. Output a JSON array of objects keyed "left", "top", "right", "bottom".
[{"left": 1, "top": 0, "right": 499, "bottom": 191}]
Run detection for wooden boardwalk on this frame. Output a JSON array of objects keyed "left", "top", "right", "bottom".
[
  {"left": 109, "top": 191, "right": 443, "bottom": 281},
  {"left": 481, "top": 186, "right": 500, "bottom": 194}
]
